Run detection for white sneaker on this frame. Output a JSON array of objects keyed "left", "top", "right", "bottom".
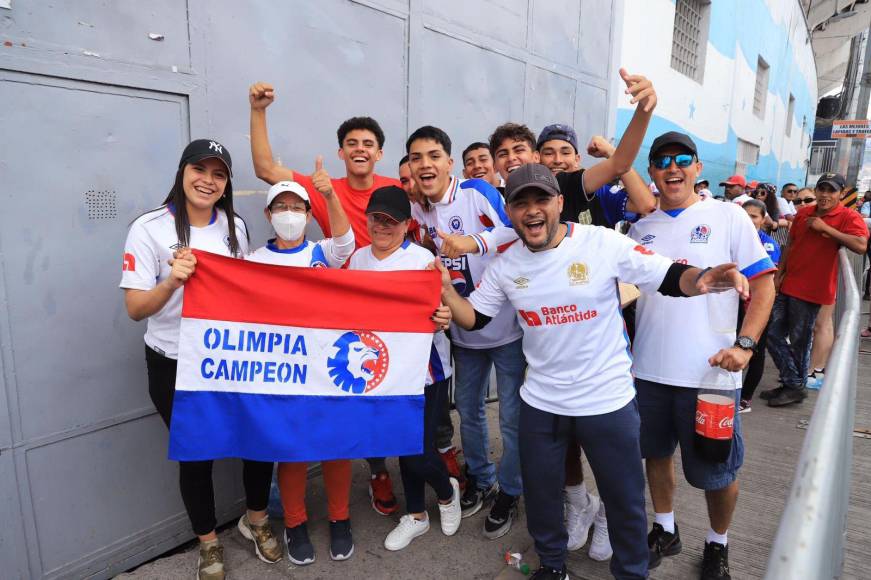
[
  {"left": 566, "top": 492, "right": 600, "bottom": 551},
  {"left": 588, "top": 503, "right": 612, "bottom": 561},
  {"left": 438, "top": 477, "right": 462, "bottom": 536},
  {"left": 384, "top": 514, "right": 430, "bottom": 551}
]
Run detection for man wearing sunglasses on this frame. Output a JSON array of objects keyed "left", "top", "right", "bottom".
[
  {"left": 778, "top": 183, "right": 798, "bottom": 220},
  {"left": 763, "top": 173, "right": 868, "bottom": 407},
  {"left": 629, "top": 132, "right": 776, "bottom": 580}
]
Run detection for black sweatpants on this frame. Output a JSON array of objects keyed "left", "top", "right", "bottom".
[
  {"left": 145, "top": 345, "right": 273, "bottom": 535},
  {"left": 399, "top": 379, "right": 454, "bottom": 513}
]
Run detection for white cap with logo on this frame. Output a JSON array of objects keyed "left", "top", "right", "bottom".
[{"left": 266, "top": 181, "right": 310, "bottom": 206}]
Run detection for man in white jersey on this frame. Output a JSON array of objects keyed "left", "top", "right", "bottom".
[
  {"left": 406, "top": 124, "right": 525, "bottom": 539},
  {"left": 629, "top": 132, "right": 775, "bottom": 580},
  {"left": 247, "top": 168, "right": 354, "bottom": 268},
  {"left": 435, "top": 163, "right": 748, "bottom": 580}
]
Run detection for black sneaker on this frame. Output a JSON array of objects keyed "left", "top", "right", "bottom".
[
  {"left": 767, "top": 387, "right": 808, "bottom": 407},
  {"left": 701, "top": 541, "right": 731, "bottom": 580},
  {"left": 329, "top": 519, "right": 354, "bottom": 561},
  {"left": 460, "top": 478, "right": 498, "bottom": 518},
  {"left": 648, "top": 523, "right": 682, "bottom": 569},
  {"left": 284, "top": 523, "right": 315, "bottom": 566},
  {"left": 483, "top": 490, "right": 518, "bottom": 539},
  {"left": 530, "top": 565, "right": 569, "bottom": 579},
  {"left": 759, "top": 386, "right": 785, "bottom": 400}
]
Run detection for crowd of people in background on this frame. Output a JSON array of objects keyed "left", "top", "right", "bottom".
[{"left": 119, "top": 68, "right": 870, "bottom": 580}]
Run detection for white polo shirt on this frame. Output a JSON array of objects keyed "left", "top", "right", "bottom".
[
  {"left": 349, "top": 240, "right": 452, "bottom": 386},
  {"left": 119, "top": 205, "right": 249, "bottom": 359},
  {"left": 469, "top": 222, "right": 673, "bottom": 416},
  {"left": 629, "top": 200, "right": 775, "bottom": 389}
]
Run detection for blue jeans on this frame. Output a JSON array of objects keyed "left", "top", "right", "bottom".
[
  {"left": 452, "top": 339, "right": 525, "bottom": 497},
  {"left": 766, "top": 293, "right": 820, "bottom": 390}
]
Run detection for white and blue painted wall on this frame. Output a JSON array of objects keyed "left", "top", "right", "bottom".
[{"left": 616, "top": 0, "right": 817, "bottom": 189}]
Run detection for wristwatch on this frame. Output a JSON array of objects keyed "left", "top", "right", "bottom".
[{"left": 734, "top": 336, "right": 756, "bottom": 350}]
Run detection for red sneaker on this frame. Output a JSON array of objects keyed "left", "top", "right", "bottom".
[
  {"left": 369, "top": 471, "right": 398, "bottom": 515},
  {"left": 439, "top": 447, "right": 466, "bottom": 491}
]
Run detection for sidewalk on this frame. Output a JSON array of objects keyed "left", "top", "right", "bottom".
[{"left": 119, "top": 326, "right": 871, "bottom": 579}]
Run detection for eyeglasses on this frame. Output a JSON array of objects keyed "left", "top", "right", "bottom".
[
  {"left": 650, "top": 154, "right": 695, "bottom": 170},
  {"left": 784, "top": 189, "right": 797, "bottom": 194},
  {"left": 794, "top": 197, "right": 816, "bottom": 205},
  {"left": 367, "top": 213, "right": 401, "bottom": 227},
  {"left": 270, "top": 202, "right": 308, "bottom": 213}
]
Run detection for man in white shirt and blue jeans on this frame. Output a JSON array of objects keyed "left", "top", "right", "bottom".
[{"left": 436, "top": 163, "right": 750, "bottom": 580}]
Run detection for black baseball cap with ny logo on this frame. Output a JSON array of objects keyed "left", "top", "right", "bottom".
[{"left": 178, "top": 139, "right": 233, "bottom": 177}]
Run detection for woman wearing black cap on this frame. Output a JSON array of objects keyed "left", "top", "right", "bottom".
[{"left": 120, "top": 139, "right": 280, "bottom": 579}]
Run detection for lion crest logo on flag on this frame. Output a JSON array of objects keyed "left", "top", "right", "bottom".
[{"left": 327, "top": 331, "right": 389, "bottom": 394}]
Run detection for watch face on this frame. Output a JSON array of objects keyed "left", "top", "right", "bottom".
[{"left": 736, "top": 336, "right": 755, "bottom": 349}]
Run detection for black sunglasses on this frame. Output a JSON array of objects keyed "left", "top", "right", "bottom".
[{"left": 794, "top": 197, "right": 815, "bottom": 205}]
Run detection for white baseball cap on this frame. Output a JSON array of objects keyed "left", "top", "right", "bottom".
[{"left": 266, "top": 181, "right": 310, "bottom": 207}]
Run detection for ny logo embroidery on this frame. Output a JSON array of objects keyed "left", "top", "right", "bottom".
[{"left": 209, "top": 141, "right": 223, "bottom": 154}]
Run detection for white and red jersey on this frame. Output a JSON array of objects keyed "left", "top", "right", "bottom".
[
  {"left": 629, "top": 200, "right": 775, "bottom": 389},
  {"left": 469, "top": 222, "right": 673, "bottom": 416},
  {"left": 119, "top": 205, "right": 249, "bottom": 359},
  {"left": 349, "top": 240, "right": 451, "bottom": 386},
  {"left": 247, "top": 229, "right": 355, "bottom": 269},
  {"left": 415, "top": 176, "right": 522, "bottom": 349}
]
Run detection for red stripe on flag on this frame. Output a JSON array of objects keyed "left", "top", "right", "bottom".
[{"left": 182, "top": 250, "right": 442, "bottom": 332}]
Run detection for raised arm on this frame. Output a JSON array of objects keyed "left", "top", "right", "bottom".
[
  {"left": 582, "top": 69, "right": 656, "bottom": 193},
  {"left": 586, "top": 135, "right": 656, "bottom": 215},
  {"left": 249, "top": 82, "right": 295, "bottom": 185}
]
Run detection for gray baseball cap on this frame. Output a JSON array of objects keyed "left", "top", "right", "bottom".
[{"left": 504, "top": 163, "right": 561, "bottom": 203}]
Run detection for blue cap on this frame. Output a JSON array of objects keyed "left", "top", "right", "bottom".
[{"left": 537, "top": 124, "right": 578, "bottom": 153}]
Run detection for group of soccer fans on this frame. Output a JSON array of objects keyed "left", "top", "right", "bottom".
[{"left": 120, "top": 67, "right": 868, "bottom": 580}]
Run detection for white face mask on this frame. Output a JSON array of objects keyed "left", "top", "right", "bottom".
[{"left": 270, "top": 210, "right": 307, "bottom": 241}]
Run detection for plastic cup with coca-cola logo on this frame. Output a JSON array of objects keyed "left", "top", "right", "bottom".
[{"left": 695, "top": 367, "right": 738, "bottom": 463}]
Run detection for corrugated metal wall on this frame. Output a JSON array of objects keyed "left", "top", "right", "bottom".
[{"left": 0, "top": 1, "right": 619, "bottom": 577}]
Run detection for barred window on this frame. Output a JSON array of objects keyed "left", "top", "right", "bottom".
[
  {"left": 754, "top": 57, "right": 770, "bottom": 118},
  {"left": 670, "top": 0, "right": 710, "bottom": 83},
  {"left": 736, "top": 139, "right": 760, "bottom": 175}
]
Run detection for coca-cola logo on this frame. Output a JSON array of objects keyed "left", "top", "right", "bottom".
[
  {"left": 695, "top": 410, "right": 706, "bottom": 425},
  {"left": 718, "top": 416, "right": 734, "bottom": 430}
]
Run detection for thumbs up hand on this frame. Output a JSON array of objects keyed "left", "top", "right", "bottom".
[{"left": 312, "top": 156, "right": 334, "bottom": 197}]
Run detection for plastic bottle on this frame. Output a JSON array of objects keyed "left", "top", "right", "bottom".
[
  {"left": 504, "top": 551, "right": 530, "bottom": 575},
  {"left": 694, "top": 367, "right": 738, "bottom": 463}
]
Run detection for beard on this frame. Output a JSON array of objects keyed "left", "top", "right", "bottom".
[{"left": 513, "top": 218, "right": 560, "bottom": 252}]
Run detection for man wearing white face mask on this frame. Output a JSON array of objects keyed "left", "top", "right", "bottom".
[
  {"left": 248, "top": 157, "right": 355, "bottom": 269},
  {"left": 246, "top": 159, "right": 357, "bottom": 565}
]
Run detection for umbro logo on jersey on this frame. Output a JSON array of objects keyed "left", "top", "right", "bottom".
[
  {"left": 170, "top": 242, "right": 184, "bottom": 251},
  {"left": 690, "top": 224, "right": 711, "bottom": 243},
  {"left": 567, "top": 262, "right": 589, "bottom": 285},
  {"left": 514, "top": 276, "right": 530, "bottom": 289},
  {"left": 641, "top": 234, "right": 656, "bottom": 245}
]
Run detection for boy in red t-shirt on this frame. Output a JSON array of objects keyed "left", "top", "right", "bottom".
[
  {"left": 249, "top": 82, "right": 401, "bottom": 249},
  {"left": 763, "top": 173, "right": 868, "bottom": 407}
]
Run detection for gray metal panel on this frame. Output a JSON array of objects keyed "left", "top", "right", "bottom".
[
  {"left": 526, "top": 66, "right": 578, "bottom": 138},
  {"left": 0, "top": 452, "right": 29, "bottom": 579},
  {"left": 574, "top": 81, "right": 609, "bottom": 167},
  {"left": 422, "top": 0, "right": 528, "bottom": 49},
  {"left": 417, "top": 28, "right": 525, "bottom": 158},
  {"left": 531, "top": 0, "right": 581, "bottom": 68},
  {"left": 0, "top": 1, "right": 192, "bottom": 70},
  {"left": 0, "top": 74, "right": 188, "bottom": 442},
  {"left": 201, "top": 0, "right": 409, "bottom": 186},
  {"left": 579, "top": 0, "right": 614, "bottom": 79}
]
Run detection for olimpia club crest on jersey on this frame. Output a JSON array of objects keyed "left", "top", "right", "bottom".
[
  {"left": 690, "top": 224, "right": 711, "bottom": 243},
  {"left": 327, "top": 331, "right": 389, "bottom": 394}
]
